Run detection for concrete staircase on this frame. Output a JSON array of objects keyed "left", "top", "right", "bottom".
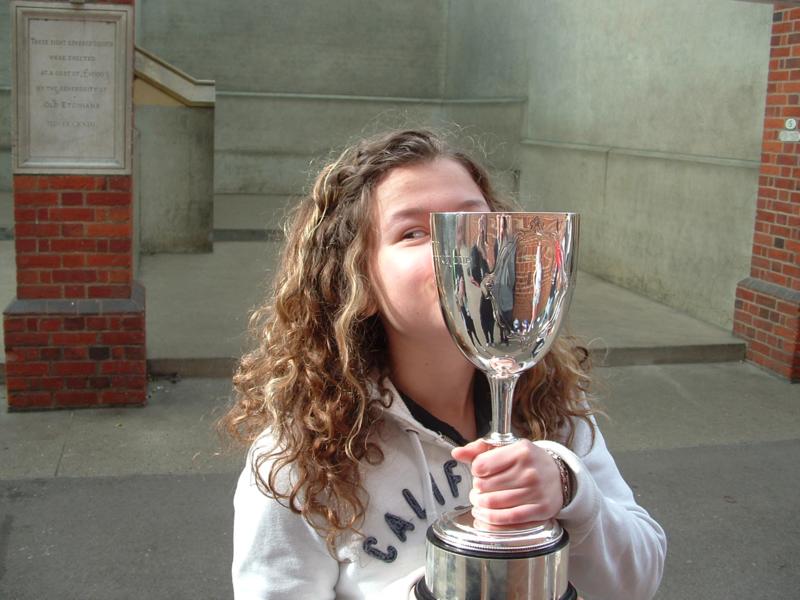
[
  {"left": 116, "top": 258, "right": 749, "bottom": 377},
  {"left": 0, "top": 187, "right": 746, "bottom": 381}
]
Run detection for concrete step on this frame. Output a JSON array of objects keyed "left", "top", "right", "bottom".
[
  {"left": 213, "top": 193, "right": 295, "bottom": 238},
  {"left": 568, "top": 272, "right": 745, "bottom": 367}
]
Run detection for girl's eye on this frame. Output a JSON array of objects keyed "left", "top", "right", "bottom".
[{"left": 402, "top": 229, "right": 428, "bottom": 240}]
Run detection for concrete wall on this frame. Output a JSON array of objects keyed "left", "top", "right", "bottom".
[
  {"left": 0, "top": 86, "right": 10, "bottom": 192},
  {"left": 520, "top": 145, "right": 759, "bottom": 327},
  {"left": 214, "top": 94, "right": 524, "bottom": 197},
  {"left": 0, "top": 0, "right": 9, "bottom": 87},
  {"left": 443, "top": 0, "right": 529, "bottom": 99},
  {"left": 135, "top": 106, "right": 214, "bottom": 254},
  {"left": 518, "top": 0, "right": 772, "bottom": 328},
  {"left": 1, "top": 0, "right": 11, "bottom": 192},
  {"left": 523, "top": 1, "right": 769, "bottom": 157},
  {"left": 139, "top": 0, "right": 446, "bottom": 97}
]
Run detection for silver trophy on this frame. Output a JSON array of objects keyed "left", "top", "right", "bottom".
[{"left": 414, "top": 212, "right": 580, "bottom": 600}]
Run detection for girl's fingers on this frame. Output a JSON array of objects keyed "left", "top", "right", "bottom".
[
  {"left": 471, "top": 503, "right": 554, "bottom": 526},
  {"left": 472, "top": 463, "right": 542, "bottom": 493},
  {"left": 456, "top": 441, "right": 562, "bottom": 527},
  {"left": 451, "top": 439, "right": 493, "bottom": 464},
  {"left": 470, "top": 440, "right": 536, "bottom": 478},
  {"left": 470, "top": 486, "right": 537, "bottom": 510}
]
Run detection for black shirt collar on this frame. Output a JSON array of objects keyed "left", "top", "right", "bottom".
[{"left": 398, "top": 373, "right": 492, "bottom": 446}]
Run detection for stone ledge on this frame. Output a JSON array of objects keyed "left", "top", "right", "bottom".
[
  {"left": 212, "top": 228, "right": 283, "bottom": 242},
  {"left": 147, "top": 357, "right": 237, "bottom": 379},
  {"left": 592, "top": 343, "right": 745, "bottom": 367},
  {"left": 3, "top": 281, "right": 145, "bottom": 315},
  {"left": 737, "top": 276, "right": 800, "bottom": 304}
]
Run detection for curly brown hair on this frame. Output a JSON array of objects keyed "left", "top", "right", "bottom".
[{"left": 219, "top": 129, "right": 595, "bottom": 552}]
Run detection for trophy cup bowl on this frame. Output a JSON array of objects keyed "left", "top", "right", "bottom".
[{"left": 414, "top": 212, "right": 580, "bottom": 600}]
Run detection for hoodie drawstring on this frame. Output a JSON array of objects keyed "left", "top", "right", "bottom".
[{"left": 406, "top": 428, "right": 441, "bottom": 523}]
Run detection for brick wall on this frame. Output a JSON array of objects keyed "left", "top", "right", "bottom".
[
  {"left": 13, "top": 175, "right": 133, "bottom": 300},
  {"left": 732, "top": 3, "right": 800, "bottom": 382}
]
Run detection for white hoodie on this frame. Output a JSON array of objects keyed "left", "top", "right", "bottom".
[{"left": 232, "top": 379, "right": 666, "bottom": 600}]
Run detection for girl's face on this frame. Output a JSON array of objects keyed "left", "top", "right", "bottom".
[{"left": 370, "top": 158, "right": 490, "bottom": 349}]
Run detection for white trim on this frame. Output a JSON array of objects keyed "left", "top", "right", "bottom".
[
  {"left": 216, "top": 90, "right": 526, "bottom": 105},
  {"left": 133, "top": 46, "right": 215, "bottom": 107},
  {"left": 520, "top": 138, "right": 758, "bottom": 169}
]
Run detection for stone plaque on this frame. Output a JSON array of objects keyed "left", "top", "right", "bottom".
[
  {"left": 778, "top": 129, "right": 800, "bottom": 143},
  {"left": 11, "top": 1, "right": 133, "bottom": 174}
]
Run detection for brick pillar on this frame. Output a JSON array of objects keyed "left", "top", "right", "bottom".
[
  {"left": 4, "top": 175, "right": 146, "bottom": 409},
  {"left": 733, "top": 4, "right": 800, "bottom": 383},
  {"left": 3, "top": 0, "right": 146, "bottom": 410}
]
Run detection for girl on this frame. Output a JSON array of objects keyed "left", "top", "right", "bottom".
[{"left": 221, "top": 129, "right": 666, "bottom": 600}]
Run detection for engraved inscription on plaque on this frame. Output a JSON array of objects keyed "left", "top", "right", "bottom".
[{"left": 12, "top": 2, "right": 133, "bottom": 174}]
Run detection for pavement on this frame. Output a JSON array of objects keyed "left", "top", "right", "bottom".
[
  {"left": 1, "top": 192, "right": 799, "bottom": 599},
  {"left": 1, "top": 364, "right": 798, "bottom": 600}
]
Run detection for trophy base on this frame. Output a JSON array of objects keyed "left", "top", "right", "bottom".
[
  {"left": 416, "top": 507, "right": 572, "bottom": 600},
  {"left": 413, "top": 577, "right": 578, "bottom": 600}
]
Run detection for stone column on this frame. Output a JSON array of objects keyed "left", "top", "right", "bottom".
[
  {"left": 3, "top": 0, "right": 146, "bottom": 409},
  {"left": 733, "top": 4, "right": 800, "bottom": 383}
]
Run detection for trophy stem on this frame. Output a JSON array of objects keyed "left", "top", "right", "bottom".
[{"left": 483, "top": 372, "right": 520, "bottom": 447}]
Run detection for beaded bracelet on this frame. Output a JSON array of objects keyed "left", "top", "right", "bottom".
[{"left": 545, "top": 448, "right": 573, "bottom": 508}]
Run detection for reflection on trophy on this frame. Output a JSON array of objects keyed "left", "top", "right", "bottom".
[{"left": 414, "top": 212, "right": 580, "bottom": 600}]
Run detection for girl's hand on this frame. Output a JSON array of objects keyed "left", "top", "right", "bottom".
[{"left": 452, "top": 439, "right": 563, "bottom": 527}]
